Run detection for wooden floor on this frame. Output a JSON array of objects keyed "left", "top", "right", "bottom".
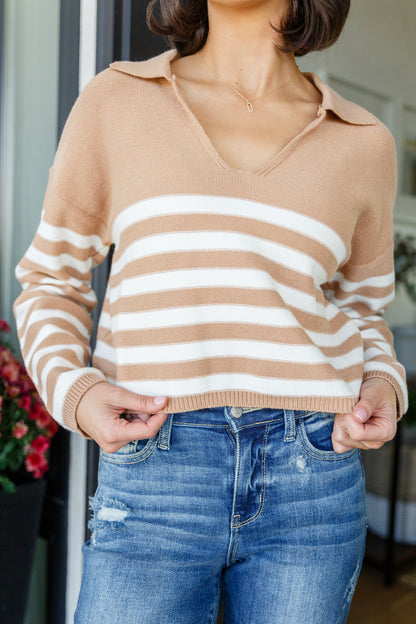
[{"left": 347, "top": 562, "right": 416, "bottom": 623}]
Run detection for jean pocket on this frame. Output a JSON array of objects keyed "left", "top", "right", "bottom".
[
  {"left": 297, "top": 411, "right": 358, "bottom": 461},
  {"left": 99, "top": 435, "right": 158, "bottom": 465}
]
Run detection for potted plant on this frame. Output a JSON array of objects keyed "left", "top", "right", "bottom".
[
  {"left": 362, "top": 232, "right": 416, "bottom": 544},
  {"left": 0, "top": 319, "right": 58, "bottom": 623}
]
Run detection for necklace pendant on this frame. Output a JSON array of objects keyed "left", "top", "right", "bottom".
[{"left": 246, "top": 100, "right": 254, "bottom": 113}]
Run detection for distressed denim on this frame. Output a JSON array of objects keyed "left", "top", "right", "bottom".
[{"left": 74, "top": 408, "right": 367, "bottom": 624}]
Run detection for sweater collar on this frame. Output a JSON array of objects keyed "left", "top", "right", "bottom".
[{"left": 110, "top": 48, "right": 377, "bottom": 127}]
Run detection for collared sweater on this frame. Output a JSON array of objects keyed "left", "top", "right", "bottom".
[{"left": 13, "top": 48, "right": 408, "bottom": 434}]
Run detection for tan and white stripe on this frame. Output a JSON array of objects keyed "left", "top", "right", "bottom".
[{"left": 12, "top": 56, "right": 408, "bottom": 430}]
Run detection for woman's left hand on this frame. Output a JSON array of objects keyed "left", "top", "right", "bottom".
[{"left": 332, "top": 377, "right": 398, "bottom": 453}]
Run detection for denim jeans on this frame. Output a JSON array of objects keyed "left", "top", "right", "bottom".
[{"left": 74, "top": 408, "right": 367, "bottom": 624}]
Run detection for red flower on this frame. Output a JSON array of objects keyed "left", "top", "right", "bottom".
[
  {"left": 13, "top": 421, "right": 29, "bottom": 439},
  {"left": 0, "top": 320, "right": 11, "bottom": 332},
  {"left": 35, "top": 408, "right": 54, "bottom": 429},
  {"left": 17, "top": 395, "right": 32, "bottom": 410},
  {"left": 1, "top": 319, "right": 58, "bottom": 491},
  {"left": 6, "top": 385, "right": 20, "bottom": 398},
  {"left": 1, "top": 360, "right": 20, "bottom": 383},
  {"left": 31, "top": 435, "right": 50, "bottom": 453},
  {"left": 28, "top": 403, "right": 43, "bottom": 421},
  {"left": 0, "top": 347, "right": 12, "bottom": 365},
  {"left": 24, "top": 451, "right": 49, "bottom": 479},
  {"left": 44, "top": 419, "right": 59, "bottom": 437},
  {"left": 19, "top": 377, "right": 35, "bottom": 394}
]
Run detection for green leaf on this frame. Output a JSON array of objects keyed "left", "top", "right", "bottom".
[
  {"left": 0, "top": 474, "right": 16, "bottom": 493},
  {"left": 0, "top": 440, "right": 16, "bottom": 463}
]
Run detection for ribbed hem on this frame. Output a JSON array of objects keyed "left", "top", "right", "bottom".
[
  {"left": 163, "top": 391, "right": 358, "bottom": 417},
  {"left": 362, "top": 370, "right": 406, "bottom": 420},
  {"left": 62, "top": 374, "right": 406, "bottom": 436},
  {"left": 63, "top": 372, "right": 108, "bottom": 436}
]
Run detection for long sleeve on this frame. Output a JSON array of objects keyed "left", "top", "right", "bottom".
[
  {"left": 13, "top": 71, "right": 113, "bottom": 433},
  {"left": 322, "top": 129, "right": 408, "bottom": 418},
  {"left": 12, "top": 52, "right": 410, "bottom": 430}
]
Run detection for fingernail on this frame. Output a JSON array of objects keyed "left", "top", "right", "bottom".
[
  {"left": 355, "top": 407, "right": 367, "bottom": 422},
  {"left": 154, "top": 396, "right": 167, "bottom": 406}
]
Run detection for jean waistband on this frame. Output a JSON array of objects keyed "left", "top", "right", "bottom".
[
  {"left": 159, "top": 407, "right": 333, "bottom": 449},
  {"left": 169, "top": 406, "right": 324, "bottom": 428}
]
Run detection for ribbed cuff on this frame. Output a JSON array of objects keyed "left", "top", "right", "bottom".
[
  {"left": 63, "top": 371, "right": 108, "bottom": 436},
  {"left": 362, "top": 370, "right": 406, "bottom": 420}
]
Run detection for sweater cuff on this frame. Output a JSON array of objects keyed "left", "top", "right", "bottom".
[
  {"left": 62, "top": 370, "right": 108, "bottom": 436},
  {"left": 362, "top": 369, "right": 406, "bottom": 421}
]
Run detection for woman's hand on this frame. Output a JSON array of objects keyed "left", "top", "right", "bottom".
[
  {"left": 76, "top": 382, "right": 168, "bottom": 452},
  {"left": 332, "top": 377, "right": 398, "bottom": 454}
]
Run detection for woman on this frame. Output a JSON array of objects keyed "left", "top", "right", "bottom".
[{"left": 14, "top": 0, "right": 407, "bottom": 622}]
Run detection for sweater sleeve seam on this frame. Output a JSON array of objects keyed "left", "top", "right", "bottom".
[{"left": 49, "top": 185, "right": 110, "bottom": 236}]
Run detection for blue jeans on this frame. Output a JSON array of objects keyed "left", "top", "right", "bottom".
[{"left": 74, "top": 408, "right": 367, "bottom": 624}]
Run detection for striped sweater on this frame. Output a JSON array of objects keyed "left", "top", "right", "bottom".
[{"left": 14, "top": 47, "right": 408, "bottom": 434}]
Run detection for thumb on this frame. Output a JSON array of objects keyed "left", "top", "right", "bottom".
[
  {"left": 136, "top": 393, "right": 168, "bottom": 413},
  {"left": 107, "top": 385, "right": 168, "bottom": 414},
  {"left": 353, "top": 398, "right": 374, "bottom": 423}
]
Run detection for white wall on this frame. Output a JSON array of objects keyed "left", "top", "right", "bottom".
[
  {"left": 0, "top": 0, "right": 60, "bottom": 343},
  {"left": 301, "top": 0, "right": 416, "bottom": 103},
  {"left": 299, "top": 0, "right": 416, "bottom": 329}
]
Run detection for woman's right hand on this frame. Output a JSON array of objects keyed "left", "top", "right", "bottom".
[{"left": 75, "top": 382, "right": 168, "bottom": 452}]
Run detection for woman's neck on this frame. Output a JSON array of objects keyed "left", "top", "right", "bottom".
[{"left": 201, "top": 0, "right": 297, "bottom": 98}]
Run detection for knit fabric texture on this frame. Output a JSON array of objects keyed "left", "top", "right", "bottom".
[{"left": 13, "top": 48, "right": 408, "bottom": 434}]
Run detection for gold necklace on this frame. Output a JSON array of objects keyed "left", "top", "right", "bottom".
[{"left": 197, "top": 51, "right": 300, "bottom": 113}]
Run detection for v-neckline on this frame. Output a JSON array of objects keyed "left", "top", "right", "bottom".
[{"left": 168, "top": 59, "right": 327, "bottom": 176}]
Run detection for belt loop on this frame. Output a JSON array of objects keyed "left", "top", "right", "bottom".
[
  {"left": 284, "top": 409, "right": 296, "bottom": 443},
  {"left": 157, "top": 414, "right": 173, "bottom": 450}
]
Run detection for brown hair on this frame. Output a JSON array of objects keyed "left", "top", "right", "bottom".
[{"left": 146, "top": 0, "right": 351, "bottom": 57}]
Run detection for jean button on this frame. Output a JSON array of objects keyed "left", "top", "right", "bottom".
[{"left": 230, "top": 406, "right": 243, "bottom": 418}]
